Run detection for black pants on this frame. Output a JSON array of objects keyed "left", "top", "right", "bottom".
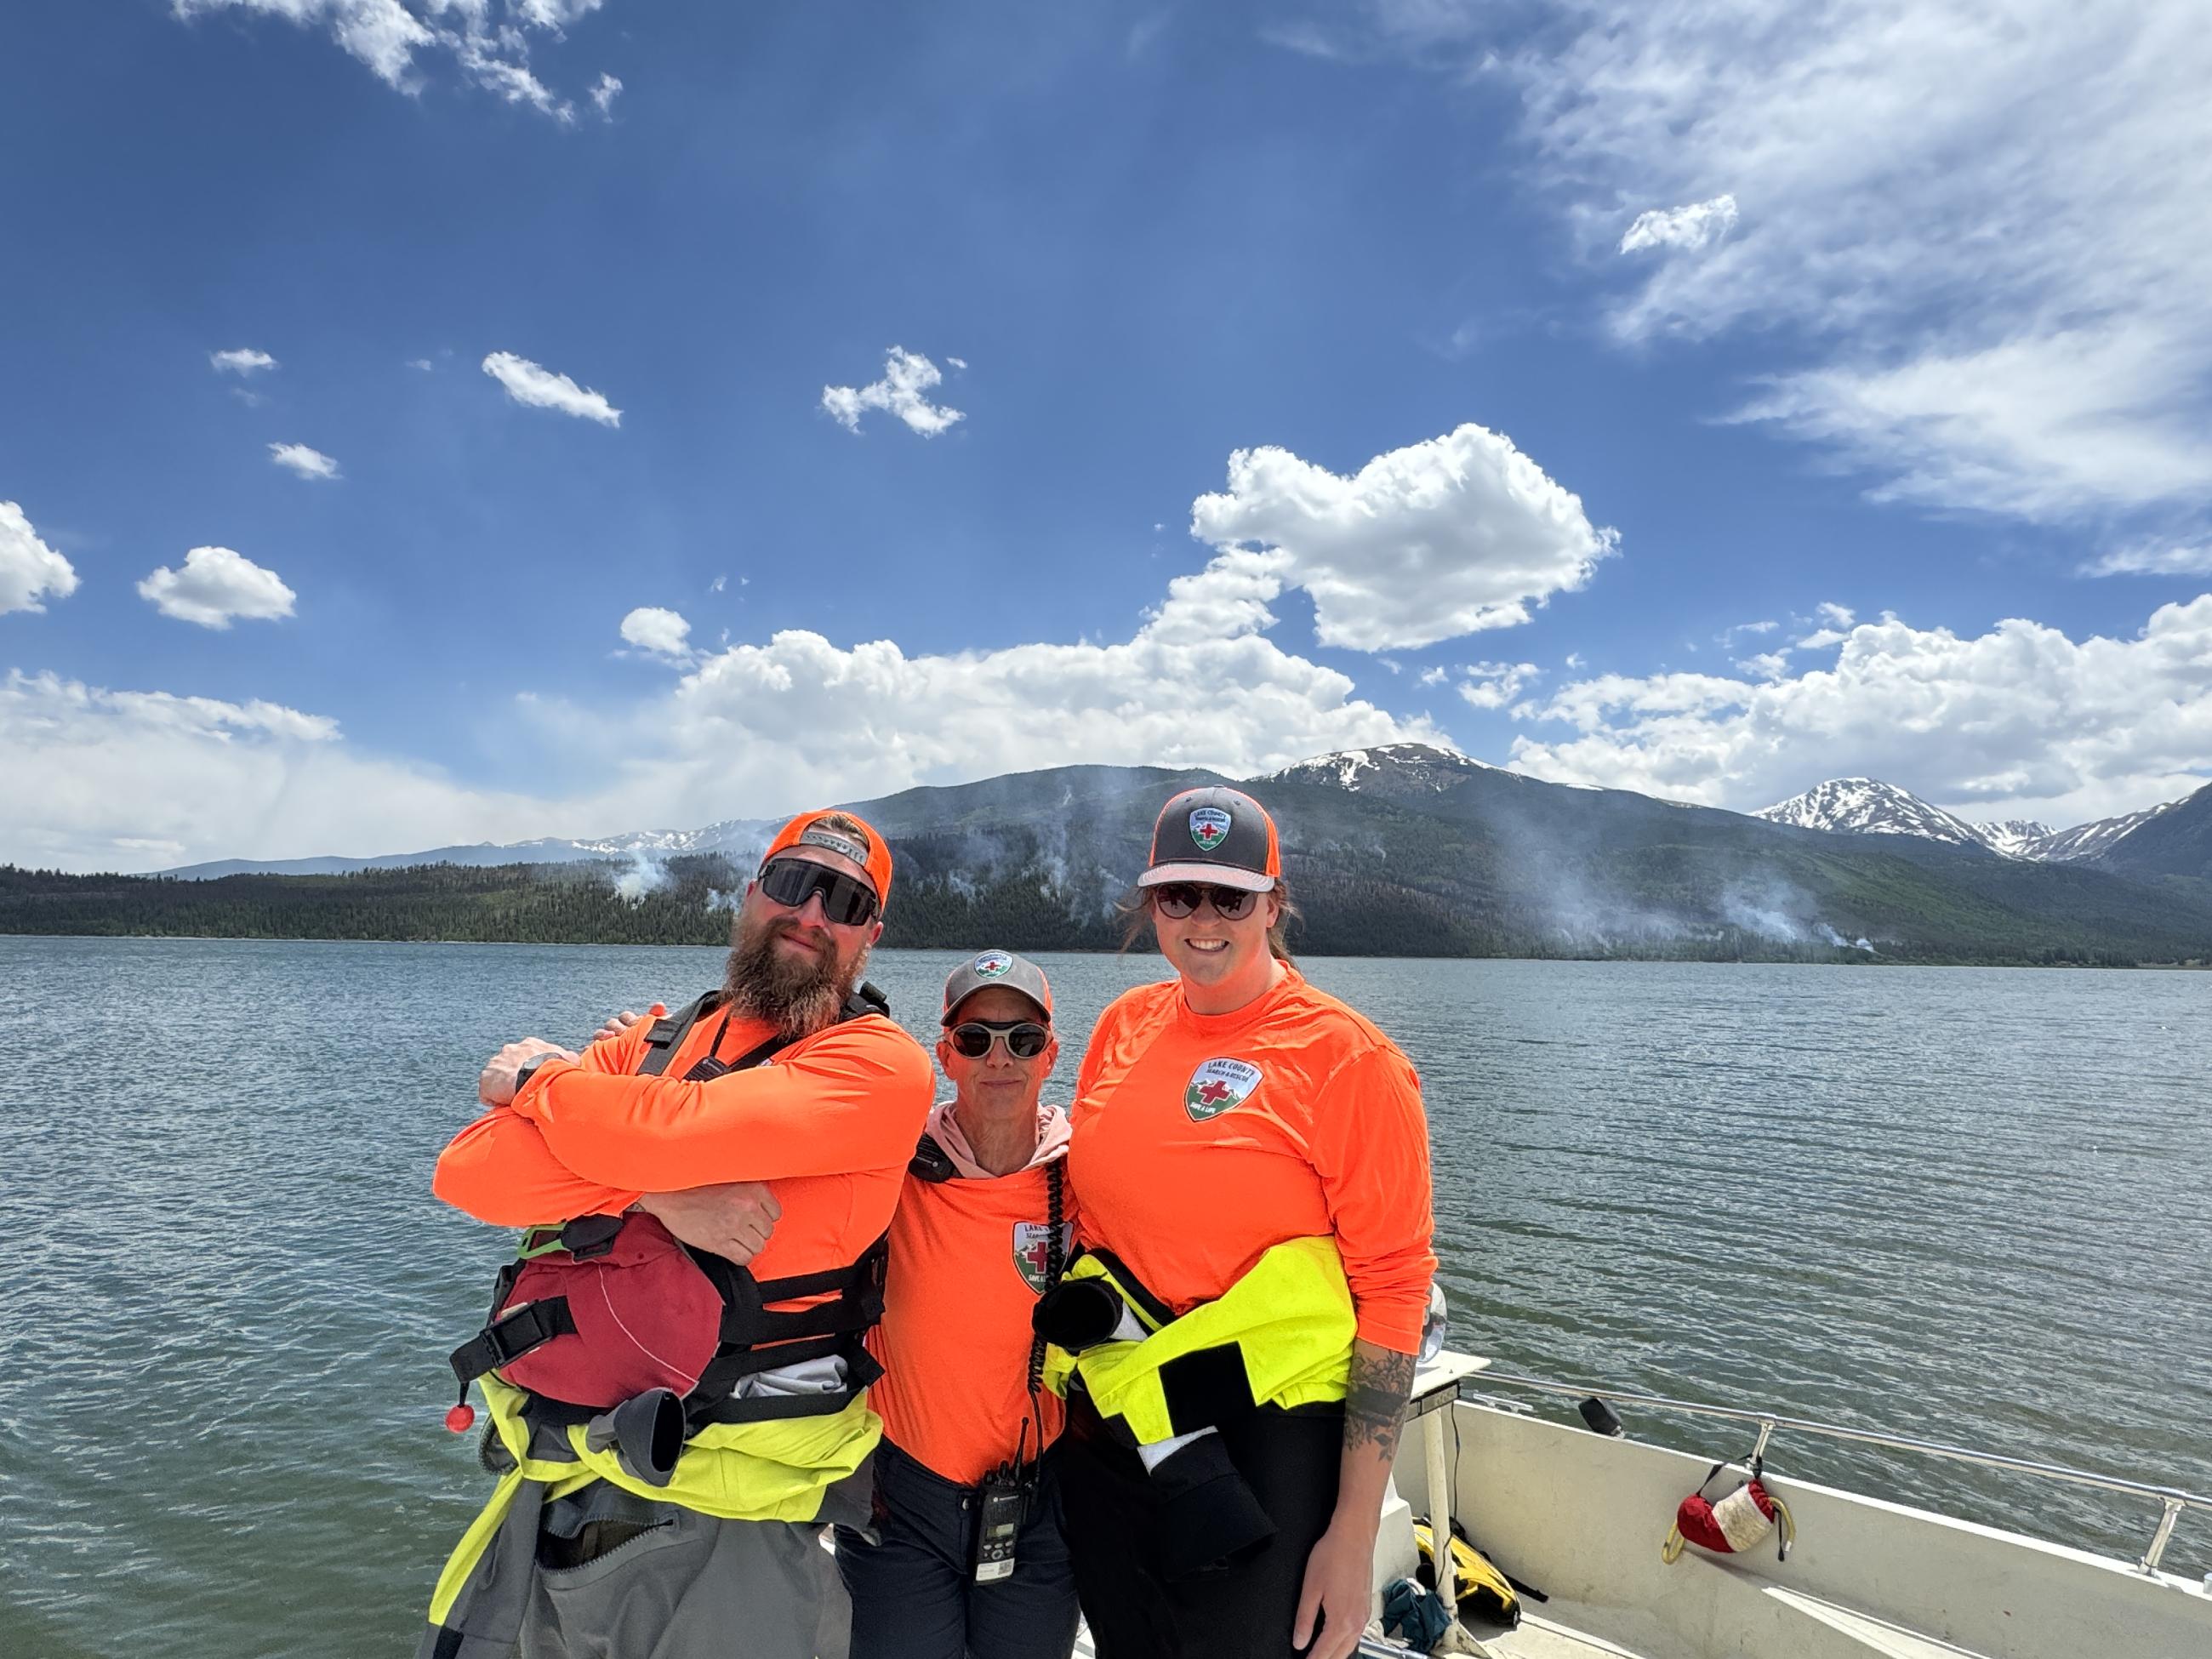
[
  {"left": 833, "top": 1438, "right": 1080, "bottom": 1659},
  {"left": 1052, "top": 1397, "right": 1346, "bottom": 1659}
]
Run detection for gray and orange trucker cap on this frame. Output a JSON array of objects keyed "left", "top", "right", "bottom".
[
  {"left": 941, "top": 949, "right": 1054, "bottom": 1025},
  {"left": 1137, "top": 786, "right": 1281, "bottom": 893}
]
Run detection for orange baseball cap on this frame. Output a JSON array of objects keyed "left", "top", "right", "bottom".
[{"left": 759, "top": 808, "right": 894, "bottom": 909}]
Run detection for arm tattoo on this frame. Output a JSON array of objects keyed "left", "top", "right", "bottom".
[{"left": 1342, "top": 1342, "right": 1416, "bottom": 1461}]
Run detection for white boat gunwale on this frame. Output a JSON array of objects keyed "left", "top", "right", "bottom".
[{"left": 1457, "top": 1366, "right": 2212, "bottom": 1574}]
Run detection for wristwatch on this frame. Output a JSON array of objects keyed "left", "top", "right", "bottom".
[{"left": 515, "top": 1052, "right": 562, "bottom": 1096}]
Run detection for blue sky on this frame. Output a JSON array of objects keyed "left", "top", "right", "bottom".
[{"left": 4, "top": 1, "right": 2209, "bottom": 869}]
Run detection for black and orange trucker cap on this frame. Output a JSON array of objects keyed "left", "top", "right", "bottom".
[{"left": 1137, "top": 786, "right": 1280, "bottom": 893}]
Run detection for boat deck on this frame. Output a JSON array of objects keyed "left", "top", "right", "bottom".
[{"left": 1069, "top": 1609, "right": 1652, "bottom": 1659}]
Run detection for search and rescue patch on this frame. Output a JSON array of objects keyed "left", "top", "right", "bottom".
[
  {"left": 1184, "top": 1057, "right": 1262, "bottom": 1121},
  {"left": 1012, "top": 1220, "right": 1075, "bottom": 1293},
  {"left": 1189, "top": 807, "right": 1232, "bottom": 850},
  {"left": 797, "top": 826, "right": 870, "bottom": 866},
  {"left": 972, "top": 950, "right": 1013, "bottom": 978}
]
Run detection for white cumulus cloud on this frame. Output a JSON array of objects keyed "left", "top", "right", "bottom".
[
  {"left": 1507, "top": 596, "right": 2212, "bottom": 824},
  {"left": 210, "top": 347, "right": 276, "bottom": 375},
  {"left": 138, "top": 547, "right": 298, "bottom": 630},
  {"left": 482, "top": 351, "right": 621, "bottom": 425},
  {"left": 590, "top": 71, "right": 621, "bottom": 114},
  {"left": 1188, "top": 423, "right": 1614, "bottom": 651},
  {"left": 1, "top": 501, "right": 80, "bottom": 617},
  {"left": 1619, "top": 194, "right": 1737, "bottom": 254},
  {"left": 822, "top": 347, "right": 964, "bottom": 437},
  {"left": 269, "top": 442, "right": 340, "bottom": 480},
  {"left": 619, "top": 606, "right": 693, "bottom": 659},
  {"left": 9, "top": 424, "right": 1621, "bottom": 869}
]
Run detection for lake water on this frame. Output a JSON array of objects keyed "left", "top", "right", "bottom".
[{"left": 2, "top": 937, "right": 2207, "bottom": 1657}]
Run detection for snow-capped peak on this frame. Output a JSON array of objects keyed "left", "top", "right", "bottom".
[
  {"left": 1755, "top": 778, "right": 2004, "bottom": 853},
  {"left": 1758, "top": 778, "right": 2197, "bottom": 864},
  {"left": 1257, "top": 743, "right": 1495, "bottom": 795}
]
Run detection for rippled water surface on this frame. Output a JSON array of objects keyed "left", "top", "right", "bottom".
[{"left": 3, "top": 938, "right": 2207, "bottom": 1656}]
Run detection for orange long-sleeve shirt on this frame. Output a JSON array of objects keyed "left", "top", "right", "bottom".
[
  {"left": 433, "top": 1002, "right": 933, "bottom": 1294},
  {"left": 867, "top": 1153, "right": 1076, "bottom": 1485},
  {"left": 1069, "top": 968, "right": 1437, "bottom": 1354}
]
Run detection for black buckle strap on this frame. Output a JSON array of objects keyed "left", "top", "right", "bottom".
[
  {"left": 636, "top": 992, "right": 721, "bottom": 1078},
  {"left": 688, "top": 1344, "right": 886, "bottom": 1429},
  {"left": 448, "top": 1296, "right": 577, "bottom": 1387}
]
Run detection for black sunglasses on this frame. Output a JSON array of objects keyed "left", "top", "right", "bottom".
[
  {"left": 947, "top": 1019, "right": 1052, "bottom": 1059},
  {"left": 757, "top": 857, "right": 880, "bottom": 926},
  {"left": 1150, "top": 882, "right": 1261, "bottom": 921}
]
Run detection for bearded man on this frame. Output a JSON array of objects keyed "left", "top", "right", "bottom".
[{"left": 422, "top": 809, "right": 933, "bottom": 1659}]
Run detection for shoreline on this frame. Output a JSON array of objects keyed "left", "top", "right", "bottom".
[{"left": 1, "top": 932, "right": 2201, "bottom": 969}]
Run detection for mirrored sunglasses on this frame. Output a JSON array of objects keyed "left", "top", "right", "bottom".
[{"left": 758, "top": 857, "right": 880, "bottom": 926}]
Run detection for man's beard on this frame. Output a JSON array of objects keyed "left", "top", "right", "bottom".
[{"left": 724, "top": 915, "right": 866, "bottom": 1037}]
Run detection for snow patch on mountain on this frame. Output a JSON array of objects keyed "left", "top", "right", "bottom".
[
  {"left": 1257, "top": 742, "right": 1495, "bottom": 795},
  {"left": 2030, "top": 800, "right": 2177, "bottom": 863},
  {"left": 1758, "top": 778, "right": 2186, "bottom": 864},
  {"left": 1974, "top": 818, "right": 2059, "bottom": 859},
  {"left": 1756, "top": 778, "right": 1999, "bottom": 852}
]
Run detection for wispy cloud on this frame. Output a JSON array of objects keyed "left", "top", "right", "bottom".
[
  {"left": 822, "top": 347, "right": 965, "bottom": 437},
  {"left": 2079, "top": 540, "right": 2212, "bottom": 578},
  {"left": 1502, "top": 0, "right": 2212, "bottom": 524},
  {"left": 482, "top": 351, "right": 621, "bottom": 425},
  {"left": 590, "top": 71, "right": 621, "bottom": 116},
  {"left": 268, "top": 442, "right": 340, "bottom": 481},
  {"left": 209, "top": 347, "right": 276, "bottom": 375},
  {"left": 170, "top": 0, "right": 614, "bottom": 123},
  {"left": 138, "top": 546, "right": 297, "bottom": 630}
]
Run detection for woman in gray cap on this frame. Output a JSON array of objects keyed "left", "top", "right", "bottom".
[
  {"left": 1041, "top": 786, "right": 1437, "bottom": 1659},
  {"left": 835, "top": 949, "right": 1080, "bottom": 1659}
]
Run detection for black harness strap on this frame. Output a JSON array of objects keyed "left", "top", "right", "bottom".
[
  {"left": 636, "top": 992, "right": 721, "bottom": 1077},
  {"left": 448, "top": 1296, "right": 579, "bottom": 1387},
  {"left": 1047, "top": 1242, "right": 1262, "bottom": 1441}
]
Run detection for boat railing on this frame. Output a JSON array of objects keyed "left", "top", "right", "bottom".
[{"left": 1462, "top": 1370, "right": 2212, "bottom": 1575}]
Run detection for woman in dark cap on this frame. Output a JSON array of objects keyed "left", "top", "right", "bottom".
[{"left": 1045, "top": 786, "right": 1437, "bottom": 1659}]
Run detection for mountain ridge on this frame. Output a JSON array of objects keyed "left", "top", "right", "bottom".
[
  {"left": 1756, "top": 774, "right": 2204, "bottom": 867},
  {"left": 20, "top": 744, "right": 2203, "bottom": 965}
]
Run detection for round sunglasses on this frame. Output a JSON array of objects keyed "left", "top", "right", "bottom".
[
  {"left": 946, "top": 1018, "right": 1052, "bottom": 1059},
  {"left": 1149, "top": 881, "right": 1261, "bottom": 921},
  {"left": 757, "top": 856, "right": 880, "bottom": 926}
]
